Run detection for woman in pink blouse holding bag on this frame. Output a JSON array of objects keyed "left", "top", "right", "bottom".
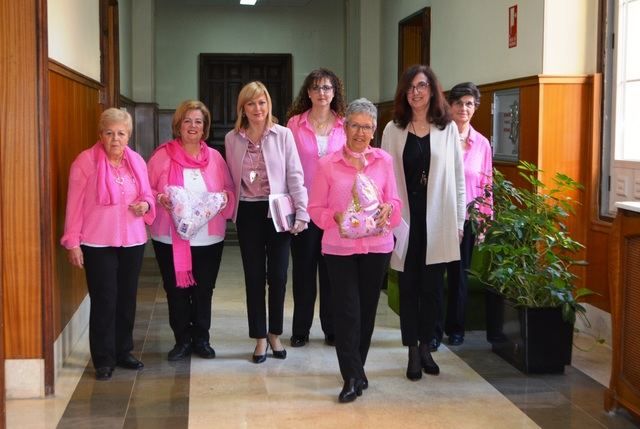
[
  {"left": 286, "top": 68, "right": 347, "bottom": 348},
  {"left": 61, "top": 108, "right": 155, "bottom": 381},
  {"left": 148, "top": 100, "right": 235, "bottom": 362}
]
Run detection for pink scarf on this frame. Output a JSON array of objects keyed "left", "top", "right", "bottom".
[
  {"left": 343, "top": 144, "right": 374, "bottom": 169},
  {"left": 164, "top": 139, "right": 213, "bottom": 287},
  {"left": 95, "top": 142, "right": 147, "bottom": 205}
]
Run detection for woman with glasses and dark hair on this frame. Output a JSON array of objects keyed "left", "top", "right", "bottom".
[
  {"left": 308, "top": 98, "right": 401, "bottom": 403},
  {"left": 437, "top": 82, "right": 493, "bottom": 346},
  {"left": 381, "top": 65, "right": 466, "bottom": 381},
  {"left": 285, "top": 68, "right": 347, "bottom": 348},
  {"left": 225, "top": 81, "right": 309, "bottom": 364}
]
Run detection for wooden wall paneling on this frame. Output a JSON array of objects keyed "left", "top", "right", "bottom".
[
  {"left": 158, "top": 109, "right": 175, "bottom": 148},
  {"left": 1, "top": 0, "right": 44, "bottom": 361},
  {"left": 134, "top": 103, "right": 159, "bottom": 161},
  {"left": 49, "top": 64, "right": 102, "bottom": 338},
  {"left": 374, "top": 101, "right": 394, "bottom": 148},
  {"left": 120, "top": 95, "right": 137, "bottom": 152}
]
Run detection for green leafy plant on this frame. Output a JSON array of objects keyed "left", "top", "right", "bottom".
[{"left": 468, "top": 161, "right": 593, "bottom": 324}]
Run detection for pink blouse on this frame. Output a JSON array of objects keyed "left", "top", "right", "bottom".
[
  {"left": 464, "top": 126, "right": 493, "bottom": 218},
  {"left": 308, "top": 148, "right": 402, "bottom": 256}
]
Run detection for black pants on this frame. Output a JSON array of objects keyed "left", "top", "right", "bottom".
[
  {"left": 82, "top": 244, "right": 145, "bottom": 369},
  {"left": 290, "top": 220, "right": 333, "bottom": 337},
  {"left": 398, "top": 191, "right": 445, "bottom": 346},
  {"left": 236, "top": 200, "right": 291, "bottom": 338},
  {"left": 443, "top": 220, "right": 475, "bottom": 337},
  {"left": 153, "top": 240, "right": 224, "bottom": 346},
  {"left": 325, "top": 252, "right": 391, "bottom": 382}
]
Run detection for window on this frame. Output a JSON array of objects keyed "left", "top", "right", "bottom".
[{"left": 607, "top": 0, "right": 640, "bottom": 213}]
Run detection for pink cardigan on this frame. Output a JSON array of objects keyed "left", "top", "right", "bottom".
[
  {"left": 308, "top": 149, "right": 402, "bottom": 256},
  {"left": 225, "top": 124, "right": 309, "bottom": 223},
  {"left": 147, "top": 144, "right": 236, "bottom": 239},
  {"left": 286, "top": 110, "right": 346, "bottom": 188},
  {"left": 61, "top": 147, "right": 155, "bottom": 249}
]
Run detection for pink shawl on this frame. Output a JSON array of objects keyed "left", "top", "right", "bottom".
[{"left": 95, "top": 142, "right": 147, "bottom": 205}]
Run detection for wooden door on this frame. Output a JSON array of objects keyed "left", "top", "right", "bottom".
[
  {"left": 398, "top": 8, "right": 431, "bottom": 78},
  {"left": 199, "top": 54, "right": 293, "bottom": 153}
]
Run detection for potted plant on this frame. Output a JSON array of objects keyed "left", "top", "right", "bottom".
[{"left": 468, "top": 161, "right": 592, "bottom": 374}]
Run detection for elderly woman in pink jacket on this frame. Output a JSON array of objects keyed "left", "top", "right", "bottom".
[
  {"left": 286, "top": 68, "right": 347, "bottom": 348},
  {"left": 225, "top": 81, "right": 308, "bottom": 364},
  {"left": 148, "top": 100, "right": 235, "bottom": 362},
  {"left": 309, "top": 98, "right": 402, "bottom": 403},
  {"left": 61, "top": 108, "right": 155, "bottom": 381}
]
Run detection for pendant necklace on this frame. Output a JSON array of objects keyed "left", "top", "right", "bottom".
[
  {"left": 247, "top": 144, "right": 261, "bottom": 183},
  {"left": 410, "top": 122, "right": 428, "bottom": 187}
]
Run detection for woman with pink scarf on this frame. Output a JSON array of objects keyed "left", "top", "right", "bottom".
[
  {"left": 148, "top": 100, "right": 235, "bottom": 362},
  {"left": 61, "top": 108, "right": 155, "bottom": 381}
]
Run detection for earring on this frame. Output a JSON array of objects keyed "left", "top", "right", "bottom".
[{"left": 242, "top": 111, "right": 246, "bottom": 117}]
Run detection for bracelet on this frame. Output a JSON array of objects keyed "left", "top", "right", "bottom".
[{"left": 156, "top": 193, "right": 164, "bottom": 203}]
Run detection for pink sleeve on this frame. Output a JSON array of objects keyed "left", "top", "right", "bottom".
[
  {"left": 283, "top": 128, "right": 310, "bottom": 222},
  {"left": 381, "top": 156, "right": 403, "bottom": 228},
  {"left": 215, "top": 152, "right": 236, "bottom": 220},
  {"left": 137, "top": 160, "right": 156, "bottom": 225},
  {"left": 147, "top": 150, "right": 164, "bottom": 198},
  {"left": 480, "top": 142, "right": 494, "bottom": 217},
  {"left": 308, "top": 161, "right": 335, "bottom": 230},
  {"left": 60, "top": 156, "right": 89, "bottom": 249}
]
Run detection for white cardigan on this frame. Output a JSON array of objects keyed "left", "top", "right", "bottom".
[{"left": 381, "top": 120, "right": 466, "bottom": 270}]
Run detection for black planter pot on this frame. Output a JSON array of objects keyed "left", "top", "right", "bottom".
[{"left": 485, "top": 290, "right": 574, "bottom": 374}]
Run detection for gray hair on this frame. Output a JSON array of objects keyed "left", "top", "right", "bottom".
[
  {"left": 99, "top": 108, "right": 133, "bottom": 135},
  {"left": 345, "top": 98, "right": 377, "bottom": 127}
]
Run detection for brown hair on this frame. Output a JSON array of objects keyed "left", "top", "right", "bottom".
[
  {"left": 234, "top": 81, "right": 276, "bottom": 132},
  {"left": 171, "top": 100, "right": 212, "bottom": 140},
  {"left": 392, "top": 64, "right": 451, "bottom": 130},
  {"left": 286, "top": 68, "right": 346, "bottom": 121}
]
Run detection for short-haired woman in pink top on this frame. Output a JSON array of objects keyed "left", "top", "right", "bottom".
[
  {"left": 286, "top": 68, "right": 347, "bottom": 348},
  {"left": 308, "top": 98, "right": 402, "bottom": 403},
  {"left": 61, "top": 108, "right": 155, "bottom": 381}
]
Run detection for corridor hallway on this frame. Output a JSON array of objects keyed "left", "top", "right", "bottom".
[{"left": 7, "top": 246, "right": 638, "bottom": 428}]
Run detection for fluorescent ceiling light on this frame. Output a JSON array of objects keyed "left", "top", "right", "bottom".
[{"left": 240, "top": 0, "right": 257, "bottom": 5}]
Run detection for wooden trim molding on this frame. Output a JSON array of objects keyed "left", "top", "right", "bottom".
[{"left": 49, "top": 59, "right": 103, "bottom": 90}]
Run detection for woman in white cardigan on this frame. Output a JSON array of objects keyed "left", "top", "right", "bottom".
[{"left": 381, "top": 64, "right": 466, "bottom": 381}]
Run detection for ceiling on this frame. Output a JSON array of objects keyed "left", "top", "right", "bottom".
[{"left": 178, "top": 0, "right": 313, "bottom": 6}]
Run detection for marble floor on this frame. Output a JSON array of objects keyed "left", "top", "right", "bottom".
[{"left": 7, "top": 246, "right": 639, "bottom": 429}]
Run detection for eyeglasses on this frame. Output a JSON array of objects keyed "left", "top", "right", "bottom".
[
  {"left": 452, "top": 100, "right": 477, "bottom": 109},
  {"left": 311, "top": 85, "right": 334, "bottom": 93},
  {"left": 406, "top": 81, "right": 430, "bottom": 94},
  {"left": 347, "top": 123, "right": 375, "bottom": 133}
]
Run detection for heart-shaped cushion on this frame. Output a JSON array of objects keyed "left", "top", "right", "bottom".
[
  {"left": 339, "top": 173, "right": 387, "bottom": 239},
  {"left": 166, "top": 185, "right": 226, "bottom": 240}
]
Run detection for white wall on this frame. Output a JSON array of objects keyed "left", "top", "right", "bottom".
[
  {"left": 154, "top": 0, "right": 346, "bottom": 109},
  {"left": 119, "top": 0, "right": 133, "bottom": 98},
  {"left": 543, "top": 0, "right": 599, "bottom": 74},
  {"left": 48, "top": 0, "right": 100, "bottom": 81},
  {"left": 133, "top": 0, "right": 156, "bottom": 103}
]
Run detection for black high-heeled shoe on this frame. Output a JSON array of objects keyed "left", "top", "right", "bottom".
[
  {"left": 252, "top": 342, "right": 268, "bottom": 364},
  {"left": 406, "top": 346, "right": 422, "bottom": 380},
  {"left": 267, "top": 337, "right": 287, "bottom": 359},
  {"left": 338, "top": 378, "right": 363, "bottom": 403},
  {"left": 418, "top": 343, "right": 440, "bottom": 375}
]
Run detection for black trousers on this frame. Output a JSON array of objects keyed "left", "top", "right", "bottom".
[
  {"left": 290, "top": 220, "right": 333, "bottom": 337},
  {"left": 398, "top": 191, "right": 445, "bottom": 346},
  {"left": 153, "top": 240, "right": 224, "bottom": 346},
  {"left": 82, "top": 244, "right": 145, "bottom": 369},
  {"left": 236, "top": 200, "right": 291, "bottom": 338},
  {"left": 443, "top": 220, "right": 475, "bottom": 337},
  {"left": 325, "top": 252, "right": 391, "bottom": 382}
]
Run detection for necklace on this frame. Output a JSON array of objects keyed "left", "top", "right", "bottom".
[
  {"left": 310, "top": 113, "right": 334, "bottom": 136},
  {"left": 112, "top": 165, "right": 125, "bottom": 185},
  {"left": 410, "top": 123, "right": 428, "bottom": 187},
  {"left": 189, "top": 169, "right": 201, "bottom": 181},
  {"left": 246, "top": 143, "right": 261, "bottom": 183}
]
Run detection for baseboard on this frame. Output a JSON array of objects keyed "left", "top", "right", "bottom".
[
  {"left": 5, "top": 359, "right": 45, "bottom": 399},
  {"left": 54, "top": 294, "right": 90, "bottom": 381},
  {"left": 575, "top": 303, "right": 611, "bottom": 345}
]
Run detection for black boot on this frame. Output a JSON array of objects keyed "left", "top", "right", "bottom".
[
  {"left": 406, "top": 346, "right": 422, "bottom": 380},
  {"left": 419, "top": 342, "right": 440, "bottom": 375},
  {"left": 338, "top": 378, "right": 363, "bottom": 403}
]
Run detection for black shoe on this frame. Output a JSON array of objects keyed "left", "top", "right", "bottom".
[
  {"left": 324, "top": 334, "right": 336, "bottom": 346},
  {"left": 252, "top": 343, "right": 268, "bottom": 364},
  {"left": 168, "top": 343, "right": 192, "bottom": 361},
  {"left": 290, "top": 334, "right": 309, "bottom": 347},
  {"left": 406, "top": 346, "right": 422, "bottom": 381},
  {"left": 95, "top": 367, "right": 113, "bottom": 380},
  {"left": 448, "top": 334, "right": 464, "bottom": 346},
  {"left": 338, "top": 378, "right": 363, "bottom": 403},
  {"left": 193, "top": 342, "right": 216, "bottom": 359},
  {"left": 117, "top": 353, "right": 144, "bottom": 370},
  {"left": 429, "top": 338, "right": 440, "bottom": 352},
  {"left": 268, "top": 338, "right": 287, "bottom": 359},
  {"left": 360, "top": 376, "right": 368, "bottom": 390},
  {"left": 419, "top": 343, "right": 440, "bottom": 375}
]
